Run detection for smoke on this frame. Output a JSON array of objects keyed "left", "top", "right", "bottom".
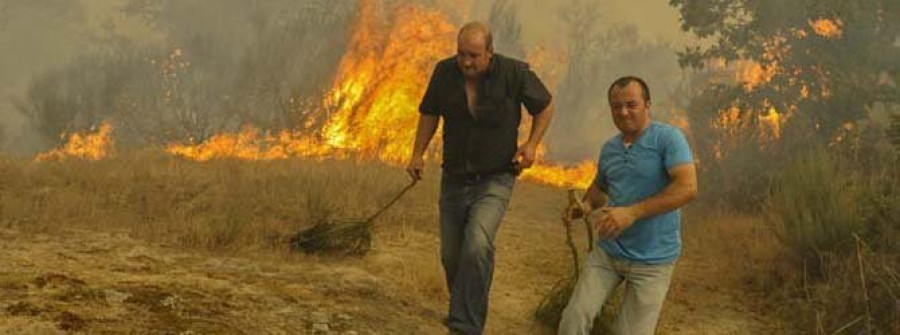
[
  {"left": 0, "top": 0, "right": 692, "bottom": 163},
  {"left": 1, "top": 0, "right": 355, "bottom": 155},
  {"left": 0, "top": 0, "right": 90, "bottom": 154},
  {"left": 468, "top": 0, "right": 692, "bottom": 162}
]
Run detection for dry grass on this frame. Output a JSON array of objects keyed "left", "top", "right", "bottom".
[
  {"left": 761, "top": 148, "right": 900, "bottom": 333},
  {"left": 0, "top": 150, "right": 421, "bottom": 252},
  {"left": 0, "top": 149, "right": 462, "bottom": 329},
  {"left": 0, "top": 150, "right": 454, "bottom": 333},
  {"left": 681, "top": 205, "right": 899, "bottom": 333},
  {"left": 1, "top": 149, "right": 845, "bottom": 334}
]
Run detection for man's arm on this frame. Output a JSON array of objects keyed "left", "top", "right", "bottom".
[
  {"left": 513, "top": 60, "right": 553, "bottom": 171},
  {"left": 513, "top": 104, "right": 554, "bottom": 170},
  {"left": 583, "top": 182, "right": 607, "bottom": 212},
  {"left": 632, "top": 163, "right": 697, "bottom": 217},
  {"left": 406, "top": 114, "right": 440, "bottom": 181},
  {"left": 597, "top": 163, "right": 697, "bottom": 237}
]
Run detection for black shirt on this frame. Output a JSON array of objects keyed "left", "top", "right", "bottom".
[{"left": 418, "top": 54, "right": 552, "bottom": 176}]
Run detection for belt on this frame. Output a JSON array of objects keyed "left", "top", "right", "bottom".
[{"left": 443, "top": 166, "right": 518, "bottom": 183}]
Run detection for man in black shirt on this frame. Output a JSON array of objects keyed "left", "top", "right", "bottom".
[{"left": 406, "top": 21, "right": 554, "bottom": 335}]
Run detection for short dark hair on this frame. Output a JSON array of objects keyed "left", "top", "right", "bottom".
[{"left": 607, "top": 76, "right": 650, "bottom": 103}]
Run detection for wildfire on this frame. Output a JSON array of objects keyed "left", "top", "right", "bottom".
[
  {"left": 758, "top": 106, "right": 783, "bottom": 139},
  {"left": 715, "top": 106, "right": 743, "bottom": 131},
  {"left": 521, "top": 161, "right": 596, "bottom": 189},
  {"left": 162, "top": 1, "right": 594, "bottom": 188},
  {"left": 323, "top": 3, "right": 456, "bottom": 163},
  {"left": 35, "top": 122, "right": 115, "bottom": 162},
  {"left": 165, "top": 126, "right": 342, "bottom": 162},
  {"left": 168, "top": 0, "right": 454, "bottom": 165},
  {"left": 736, "top": 61, "right": 777, "bottom": 91},
  {"left": 734, "top": 35, "right": 786, "bottom": 91},
  {"left": 810, "top": 19, "right": 842, "bottom": 38},
  {"left": 712, "top": 31, "right": 796, "bottom": 152}
]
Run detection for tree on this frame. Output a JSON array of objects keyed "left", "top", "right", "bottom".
[
  {"left": 670, "top": 0, "right": 900, "bottom": 210},
  {"left": 671, "top": 0, "right": 900, "bottom": 137}
]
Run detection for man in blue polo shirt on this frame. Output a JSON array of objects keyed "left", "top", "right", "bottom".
[{"left": 558, "top": 76, "right": 697, "bottom": 335}]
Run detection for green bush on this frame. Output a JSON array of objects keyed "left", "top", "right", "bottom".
[
  {"left": 764, "top": 143, "right": 899, "bottom": 332},
  {"left": 765, "top": 149, "right": 866, "bottom": 264}
]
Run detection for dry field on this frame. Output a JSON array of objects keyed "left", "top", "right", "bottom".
[{"left": 0, "top": 153, "right": 790, "bottom": 334}]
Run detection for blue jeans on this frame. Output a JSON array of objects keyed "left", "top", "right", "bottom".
[
  {"left": 559, "top": 248, "right": 675, "bottom": 335},
  {"left": 439, "top": 171, "right": 516, "bottom": 335}
]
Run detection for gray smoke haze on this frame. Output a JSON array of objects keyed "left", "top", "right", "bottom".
[
  {"left": 0, "top": 0, "right": 693, "bottom": 162},
  {"left": 468, "top": 0, "right": 692, "bottom": 161},
  {"left": 1, "top": 0, "right": 357, "bottom": 155}
]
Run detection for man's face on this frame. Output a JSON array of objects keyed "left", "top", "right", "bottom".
[
  {"left": 456, "top": 33, "right": 492, "bottom": 80},
  {"left": 609, "top": 82, "right": 651, "bottom": 135}
]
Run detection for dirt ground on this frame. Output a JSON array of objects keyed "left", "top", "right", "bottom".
[{"left": 0, "top": 179, "right": 790, "bottom": 334}]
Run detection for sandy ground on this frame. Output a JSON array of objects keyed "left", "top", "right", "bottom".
[{"left": 0, "top": 180, "right": 790, "bottom": 334}]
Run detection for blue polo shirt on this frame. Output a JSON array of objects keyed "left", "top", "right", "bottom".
[{"left": 593, "top": 121, "right": 693, "bottom": 264}]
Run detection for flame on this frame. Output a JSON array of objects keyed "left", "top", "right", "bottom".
[
  {"left": 715, "top": 106, "right": 743, "bottom": 131},
  {"left": 35, "top": 122, "right": 115, "bottom": 162},
  {"left": 733, "top": 34, "right": 789, "bottom": 92},
  {"left": 168, "top": 0, "right": 454, "bottom": 164},
  {"left": 165, "top": 126, "right": 342, "bottom": 162},
  {"left": 758, "top": 106, "right": 783, "bottom": 139},
  {"left": 163, "top": 0, "right": 593, "bottom": 188},
  {"left": 521, "top": 161, "right": 596, "bottom": 189},
  {"left": 706, "top": 20, "right": 845, "bottom": 161},
  {"left": 736, "top": 61, "right": 777, "bottom": 91},
  {"left": 318, "top": 1, "right": 456, "bottom": 163},
  {"left": 810, "top": 19, "right": 842, "bottom": 38}
]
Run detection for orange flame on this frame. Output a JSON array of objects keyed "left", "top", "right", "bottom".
[
  {"left": 320, "top": 1, "right": 456, "bottom": 163},
  {"left": 758, "top": 106, "right": 783, "bottom": 139},
  {"left": 35, "top": 122, "right": 115, "bottom": 162},
  {"left": 165, "top": 126, "right": 342, "bottom": 162},
  {"left": 521, "top": 161, "right": 596, "bottom": 189},
  {"left": 736, "top": 61, "right": 777, "bottom": 91},
  {"left": 810, "top": 19, "right": 842, "bottom": 38},
  {"left": 168, "top": 0, "right": 454, "bottom": 164},
  {"left": 165, "top": 1, "right": 593, "bottom": 188}
]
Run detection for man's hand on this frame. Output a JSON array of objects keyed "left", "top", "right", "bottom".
[
  {"left": 595, "top": 206, "right": 639, "bottom": 239},
  {"left": 406, "top": 155, "right": 425, "bottom": 181},
  {"left": 513, "top": 142, "right": 538, "bottom": 172}
]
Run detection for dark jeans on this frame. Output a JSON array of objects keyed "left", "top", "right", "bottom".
[{"left": 439, "top": 171, "right": 516, "bottom": 335}]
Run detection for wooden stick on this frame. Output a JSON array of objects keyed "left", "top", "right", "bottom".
[
  {"left": 567, "top": 189, "right": 594, "bottom": 251},
  {"left": 564, "top": 190, "right": 583, "bottom": 277}
]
